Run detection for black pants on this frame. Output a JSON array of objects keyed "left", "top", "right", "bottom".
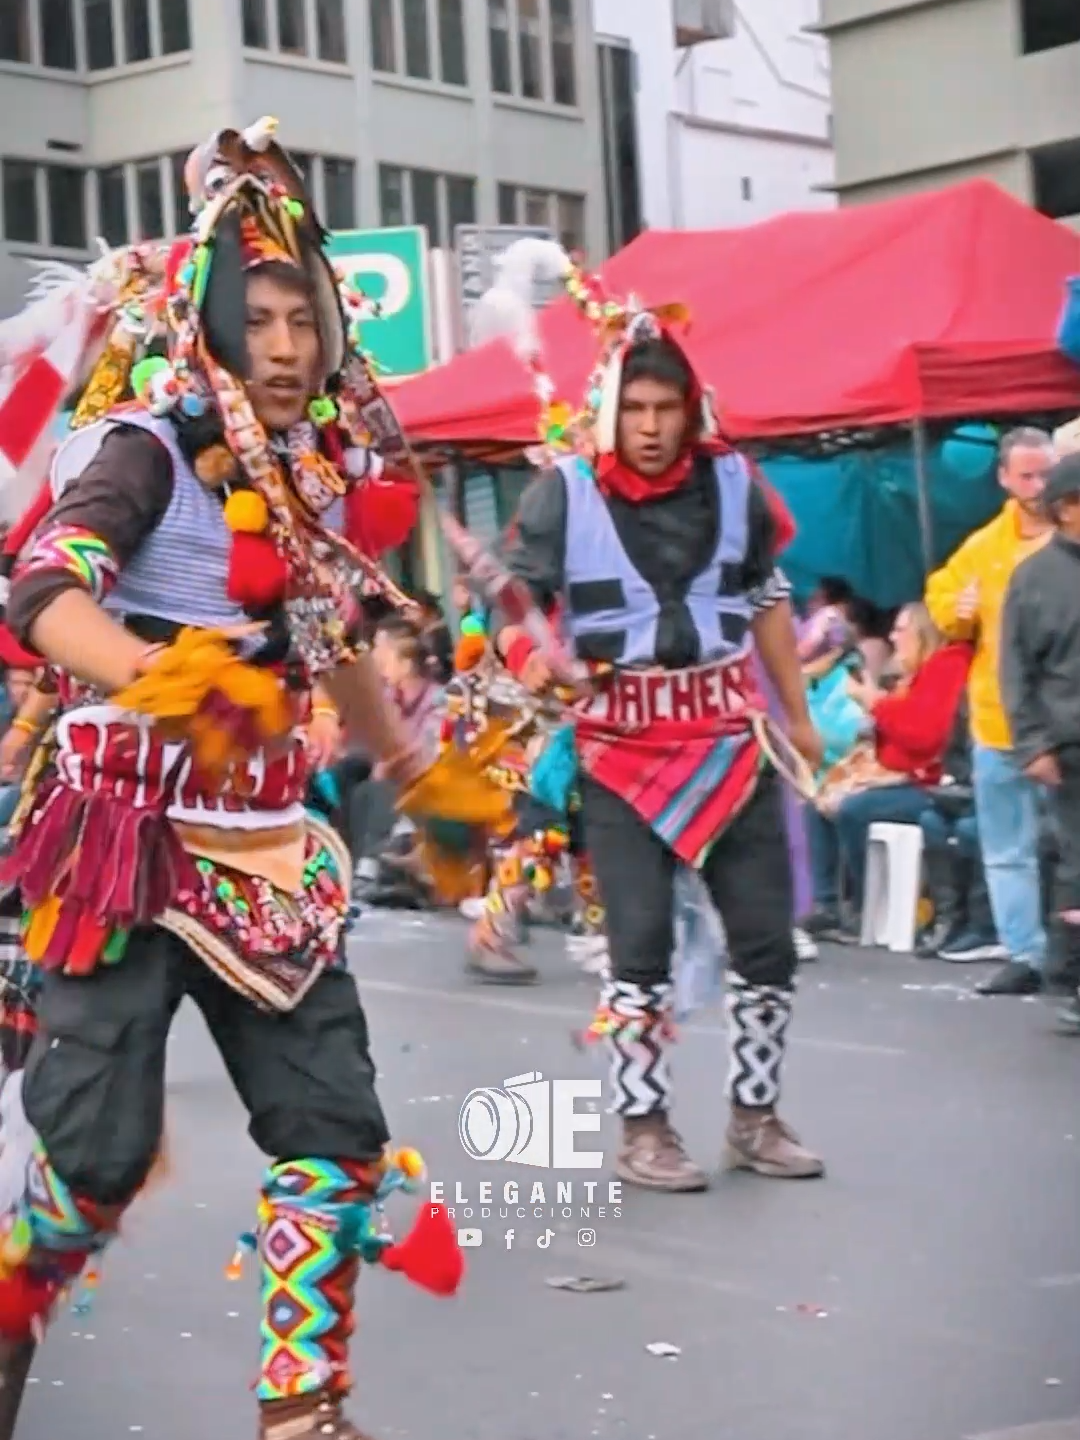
[
  {"left": 22, "top": 929, "right": 390, "bottom": 1207},
  {"left": 582, "top": 768, "right": 797, "bottom": 990}
]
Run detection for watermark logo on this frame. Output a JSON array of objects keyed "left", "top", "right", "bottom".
[
  {"left": 456, "top": 1228, "right": 483, "bottom": 1248},
  {"left": 458, "top": 1071, "right": 603, "bottom": 1170}
]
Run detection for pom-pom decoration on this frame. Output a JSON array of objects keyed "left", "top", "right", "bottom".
[
  {"left": 226, "top": 531, "right": 288, "bottom": 612},
  {"left": 223, "top": 488, "right": 270, "bottom": 534}
]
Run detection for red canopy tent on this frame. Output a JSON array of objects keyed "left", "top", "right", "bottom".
[{"left": 393, "top": 180, "right": 1080, "bottom": 452}]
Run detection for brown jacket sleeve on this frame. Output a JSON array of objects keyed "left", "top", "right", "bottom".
[{"left": 7, "top": 425, "right": 175, "bottom": 645}]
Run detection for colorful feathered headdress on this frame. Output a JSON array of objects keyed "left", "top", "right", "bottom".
[{"left": 469, "top": 239, "right": 718, "bottom": 469}]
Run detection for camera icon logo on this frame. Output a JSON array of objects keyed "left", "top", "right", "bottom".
[
  {"left": 577, "top": 1228, "right": 597, "bottom": 1247},
  {"left": 458, "top": 1071, "right": 551, "bottom": 1168}
]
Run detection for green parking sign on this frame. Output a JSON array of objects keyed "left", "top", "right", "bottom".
[{"left": 325, "top": 227, "right": 432, "bottom": 379}]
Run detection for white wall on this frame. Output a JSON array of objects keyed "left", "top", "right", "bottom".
[{"left": 593, "top": 0, "right": 835, "bottom": 230}]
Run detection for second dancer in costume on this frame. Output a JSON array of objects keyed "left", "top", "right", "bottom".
[{"left": 498, "top": 279, "right": 826, "bottom": 1192}]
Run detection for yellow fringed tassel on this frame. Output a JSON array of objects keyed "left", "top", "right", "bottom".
[{"left": 111, "top": 628, "right": 291, "bottom": 778}]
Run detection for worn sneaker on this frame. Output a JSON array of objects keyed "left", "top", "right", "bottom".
[
  {"left": 616, "top": 1115, "right": 709, "bottom": 1192},
  {"left": 723, "top": 1109, "right": 825, "bottom": 1179},
  {"left": 938, "top": 932, "right": 1008, "bottom": 963}
]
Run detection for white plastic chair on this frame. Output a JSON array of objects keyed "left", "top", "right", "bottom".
[{"left": 860, "top": 822, "right": 924, "bottom": 952}]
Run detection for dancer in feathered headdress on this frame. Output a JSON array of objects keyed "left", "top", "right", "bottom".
[
  {"left": 477, "top": 238, "right": 826, "bottom": 1191},
  {"left": 0, "top": 118, "right": 466, "bottom": 1440}
]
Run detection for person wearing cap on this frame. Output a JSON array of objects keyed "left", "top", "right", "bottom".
[{"left": 1000, "top": 450, "right": 1080, "bottom": 1033}]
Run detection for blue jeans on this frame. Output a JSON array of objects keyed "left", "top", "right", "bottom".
[
  {"left": 805, "top": 784, "right": 930, "bottom": 911},
  {"left": 972, "top": 743, "right": 1046, "bottom": 969}
]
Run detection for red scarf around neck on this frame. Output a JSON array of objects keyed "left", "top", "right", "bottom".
[{"left": 594, "top": 442, "right": 796, "bottom": 554}]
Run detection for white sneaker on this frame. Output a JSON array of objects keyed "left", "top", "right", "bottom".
[
  {"left": 459, "top": 896, "right": 486, "bottom": 922},
  {"left": 793, "top": 927, "right": 819, "bottom": 963}
]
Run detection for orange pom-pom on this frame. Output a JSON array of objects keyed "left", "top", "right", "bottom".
[
  {"left": 454, "top": 633, "right": 487, "bottom": 672},
  {"left": 223, "top": 489, "right": 270, "bottom": 534}
]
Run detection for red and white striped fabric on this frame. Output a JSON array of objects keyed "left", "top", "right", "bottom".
[{"left": 0, "top": 275, "right": 110, "bottom": 525}]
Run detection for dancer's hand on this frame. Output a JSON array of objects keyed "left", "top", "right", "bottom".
[
  {"left": 0, "top": 725, "right": 34, "bottom": 781},
  {"left": 305, "top": 708, "right": 342, "bottom": 770},
  {"left": 787, "top": 717, "right": 824, "bottom": 774}
]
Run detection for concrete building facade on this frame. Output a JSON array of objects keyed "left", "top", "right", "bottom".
[
  {"left": 593, "top": 0, "right": 834, "bottom": 245},
  {"left": 0, "top": 0, "right": 608, "bottom": 317},
  {"left": 820, "top": 0, "right": 1080, "bottom": 228}
]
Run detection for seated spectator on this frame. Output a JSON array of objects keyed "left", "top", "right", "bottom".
[
  {"left": 802, "top": 603, "right": 971, "bottom": 939},
  {"left": 847, "top": 598, "right": 896, "bottom": 684},
  {"left": 915, "top": 693, "right": 1004, "bottom": 962},
  {"left": 798, "top": 577, "right": 855, "bottom": 665}
]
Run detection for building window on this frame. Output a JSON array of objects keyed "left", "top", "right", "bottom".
[
  {"left": 379, "top": 164, "right": 406, "bottom": 227},
  {"left": 41, "top": 0, "right": 78, "bottom": 69},
  {"left": 556, "top": 192, "right": 584, "bottom": 251},
  {"left": 277, "top": 0, "right": 306, "bottom": 55},
  {"left": 522, "top": 188, "right": 549, "bottom": 226},
  {"left": 289, "top": 151, "right": 314, "bottom": 188},
  {"left": 517, "top": 0, "right": 542, "bottom": 99},
  {"left": 315, "top": 0, "right": 347, "bottom": 61},
  {"left": 411, "top": 168, "right": 439, "bottom": 241},
  {"left": 497, "top": 182, "right": 517, "bottom": 224},
  {"left": 597, "top": 39, "right": 641, "bottom": 251},
  {"left": 550, "top": 0, "right": 576, "bottom": 105},
  {"left": 1020, "top": 0, "right": 1080, "bottom": 54},
  {"left": 160, "top": 0, "right": 191, "bottom": 53},
  {"left": 379, "top": 165, "right": 476, "bottom": 245},
  {"left": 135, "top": 157, "right": 164, "bottom": 239},
  {"left": 46, "top": 165, "right": 86, "bottom": 248},
  {"left": 97, "top": 165, "right": 127, "bottom": 245},
  {"left": 123, "top": 0, "right": 152, "bottom": 61},
  {"left": 0, "top": 0, "right": 33, "bottom": 64},
  {"left": 170, "top": 149, "right": 191, "bottom": 233},
  {"left": 488, "top": 0, "right": 512, "bottom": 93},
  {"left": 402, "top": 0, "right": 430, "bottom": 78},
  {"left": 446, "top": 173, "right": 476, "bottom": 234},
  {"left": 242, "top": 0, "right": 268, "bottom": 47},
  {"left": 1031, "top": 137, "right": 1080, "bottom": 220},
  {"left": 84, "top": 0, "right": 115, "bottom": 68},
  {"left": 2, "top": 160, "right": 39, "bottom": 244},
  {"left": 370, "top": 0, "right": 394, "bottom": 70},
  {"left": 323, "top": 156, "right": 356, "bottom": 229},
  {"left": 437, "top": 0, "right": 466, "bottom": 84}
]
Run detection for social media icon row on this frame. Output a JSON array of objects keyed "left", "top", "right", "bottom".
[{"left": 456, "top": 1227, "right": 597, "bottom": 1249}]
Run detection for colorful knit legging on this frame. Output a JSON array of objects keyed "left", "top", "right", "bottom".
[{"left": 0, "top": 1148, "right": 377, "bottom": 1401}]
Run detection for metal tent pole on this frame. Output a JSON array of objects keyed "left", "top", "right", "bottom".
[{"left": 911, "top": 418, "right": 935, "bottom": 577}]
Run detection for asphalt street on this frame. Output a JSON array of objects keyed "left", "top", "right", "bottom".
[{"left": 15, "top": 911, "right": 1080, "bottom": 1440}]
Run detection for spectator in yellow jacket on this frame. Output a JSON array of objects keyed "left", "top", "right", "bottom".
[{"left": 925, "top": 427, "right": 1054, "bottom": 996}]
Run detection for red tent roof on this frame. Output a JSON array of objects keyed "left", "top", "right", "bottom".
[{"left": 394, "top": 180, "right": 1080, "bottom": 448}]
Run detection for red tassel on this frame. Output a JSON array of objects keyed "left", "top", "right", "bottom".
[
  {"left": 343, "top": 477, "right": 419, "bottom": 560},
  {"left": 227, "top": 532, "right": 288, "bottom": 612},
  {"left": 378, "top": 1204, "right": 463, "bottom": 1297}
]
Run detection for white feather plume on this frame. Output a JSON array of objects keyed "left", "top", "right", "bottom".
[{"left": 469, "top": 237, "right": 572, "bottom": 359}]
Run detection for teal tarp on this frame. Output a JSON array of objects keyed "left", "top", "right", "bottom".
[{"left": 760, "top": 433, "right": 1002, "bottom": 609}]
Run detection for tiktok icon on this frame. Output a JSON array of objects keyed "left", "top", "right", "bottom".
[{"left": 537, "top": 1229, "right": 554, "bottom": 1249}]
